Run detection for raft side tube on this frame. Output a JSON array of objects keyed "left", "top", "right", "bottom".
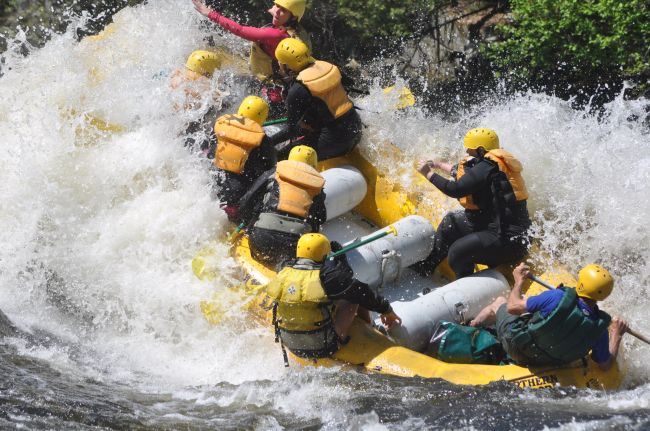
[
  {"left": 344, "top": 215, "right": 435, "bottom": 288},
  {"left": 321, "top": 166, "right": 368, "bottom": 220},
  {"left": 387, "top": 269, "right": 510, "bottom": 352}
]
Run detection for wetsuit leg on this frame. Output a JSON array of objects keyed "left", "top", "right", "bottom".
[
  {"left": 212, "top": 169, "right": 248, "bottom": 221},
  {"left": 447, "top": 230, "right": 529, "bottom": 278},
  {"left": 411, "top": 210, "right": 474, "bottom": 276},
  {"left": 314, "top": 110, "right": 362, "bottom": 160},
  {"left": 247, "top": 227, "right": 299, "bottom": 270}
]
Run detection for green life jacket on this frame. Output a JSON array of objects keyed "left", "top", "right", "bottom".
[{"left": 508, "top": 287, "right": 611, "bottom": 365}]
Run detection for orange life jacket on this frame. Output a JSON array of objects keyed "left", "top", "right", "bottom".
[
  {"left": 275, "top": 160, "right": 325, "bottom": 218},
  {"left": 297, "top": 61, "right": 353, "bottom": 120},
  {"left": 213, "top": 114, "right": 265, "bottom": 174},
  {"left": 457, "top": 149, "right": 529, "bottom": 210}
]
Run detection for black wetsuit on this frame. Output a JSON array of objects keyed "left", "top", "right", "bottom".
[
  {"left": 211, "top": 136, "right": 276, "bottom": 221},
  {"left": 320, "top": 253, "right": 392, "bottom": 314},
  {"left": 269, "top": 82, "right": 362, "bottom": 161},
  {"left": 415, "top": 156, "right": 532, "bottom": 278},
  {"left": 237, "top": 168, "right": 327, "bottom": 270}
]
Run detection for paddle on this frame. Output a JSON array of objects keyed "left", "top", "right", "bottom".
[
  {"left": 328, "top": 225, "right": 398, "bottom": 259},
  {"left": 192, "top": 223, "right": 246, "bottom": 281},
  {"left": 263, "top": 118, "right": 288, "bottom": 126},
  {"left": 527, "top": 274, "right": 650, "bottom": 346},
  {"left": 227, "top": 222, "right": 246, "bottom": 243}
]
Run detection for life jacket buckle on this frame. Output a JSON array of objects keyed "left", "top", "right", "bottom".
[{"left": 455, "top": 302, "right": 468, "bottom": 325}]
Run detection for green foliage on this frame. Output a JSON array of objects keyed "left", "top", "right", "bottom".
[
  {"left": 334, "top": 0, "right": 435, "bottom": 41},
  {"left": 210, "top": 0, "right": 437, "bottom": 54},
  {"left": 484, "top": 0, "right": 650, "bottom": 86}
]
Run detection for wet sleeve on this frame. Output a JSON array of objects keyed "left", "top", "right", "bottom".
[
  {"left": 237, "top": 169, "right": 274, "bottom": 225},
  {"left": 259, "top": 136, "right": 277, "bottom": 170},
  {"left": 320, "top": 258, "right": 392, "bottom": 314},
  {"left": 590, "top": 330, "right": 611, "bottom": 363},
  {"left": 307, "top": 191, "right": 327, "bottom": 231},
  {"left": 267, "top": 84, "right": 312, "bottom": 146},
  {"left": 525, "top": 290, "right": 563, "bottom": 316},
  {"left": 340, "top": 71, "right": 356, "bottom": 92},
  {"left": 243, "top": 137, "right": 276, "bottom": 182},
  {"left": 429, "top": 159, "right": 495, "bottom": 198},
  {"left": 207, "top": 11, "right": 286, "bottom": 44}
]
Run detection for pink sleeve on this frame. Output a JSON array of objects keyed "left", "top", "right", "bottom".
[{"left": 207, "top": 11, "right": 288, "bottom": 45}]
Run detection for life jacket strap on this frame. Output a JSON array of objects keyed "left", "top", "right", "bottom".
[{"left": 273, "top": 302, "right": 290, "bottom": 367}]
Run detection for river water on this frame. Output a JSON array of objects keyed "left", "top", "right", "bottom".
[{"left": 1, "top": 1, "right": 649, "bottom": 429}]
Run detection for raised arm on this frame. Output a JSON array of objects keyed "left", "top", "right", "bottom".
[
  {"left": 192, "top": 0, "right": 287, "bottom": 44},
  {"left": 506, "top": 263, "right": 530, "bottom": 315},
  {"left": 598, "top": 317, "right": 629, "bottom": 371}
]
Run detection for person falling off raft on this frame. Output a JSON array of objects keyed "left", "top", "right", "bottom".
[
  {"left": 170, "top": 50, "right": 223, "bottom": 154},
  {"left": 265, "top": 233, "right": 401, "bottom": 362},
  {"left": 470, "top": 263, "right": 628, "bottom": 370},
  {"left": 415, "top": 128, "right": 532, "bottom": 279},
  {"left": 268, "top": 38, "right": 363, "bottom": 161}
]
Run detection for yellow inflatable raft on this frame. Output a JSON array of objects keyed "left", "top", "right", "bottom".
[{"left": 198, "top": 144, "right": 623, "bottom": 390}]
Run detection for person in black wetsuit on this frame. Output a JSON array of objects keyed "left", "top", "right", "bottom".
[
  {"left": 267, "top": 38, "right": 362, "bottom": 161},
  {"left": 237, "top": 145, "right": 327, "bottom": 270},
  {"left": 210, "top": 96, "right": 276, "bottom": 221},
  {"left": 414, "top": 128, "right": 532, "bottom": 279},
  {"left": 265, "top": 233, "right": 402, "bottom": 360}
]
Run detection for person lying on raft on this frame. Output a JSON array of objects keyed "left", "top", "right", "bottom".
[
  {"left": 191, "top": 0, "right": 310, "bottom": 105},
  {"left": 268, "top": 38, "right": 363, "bottom": 161},
  {"left": 211, "top": 96, "right": 276, "bottom": 221},
  {"left": 414, "top": 128, "right": 532, "bottom": 279},
  {"left": 237, "top": 145, "right": 326, "bottom": 270},
  {"left": 470, "top": 262, "right": 628, "bottom": 370},
  {"left": 170, "top": 50, "right": 223, "bottom": 153},
  {"left": 265, "top": 233, "right": 402, "bottom": 361}
]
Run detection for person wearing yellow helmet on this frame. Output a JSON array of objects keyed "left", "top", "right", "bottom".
[
  {"left": 170, "top": 50, "right": 222, "bottom": 92},
  {"left": 170, "top": 50, "right": 226, "bottom": 154},
  {"left": 265, "top": 233, "right": 401, "bottom": 361},
  {"left": 469, "top": 263, "right": 628, "bottom": 370},
  {"left": 268, "top": 38, "right": 363, "bottom": 161},
  {"left": 236, "top": 145, "right": 327, "bottom": 268},
  {"left": 414, "top": 128, "right": 532, "bottom": 279},
  {"left": 191, "top": 0, "right": 311, "bottom": 93},
  {"left": 210, "top": 96, "right": 276, "bottom": 221}
]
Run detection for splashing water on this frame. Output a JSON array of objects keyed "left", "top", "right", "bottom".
[{"left": 1, "top": 0, "right": 649, "bottom": 428}]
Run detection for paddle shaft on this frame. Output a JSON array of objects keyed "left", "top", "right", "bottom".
[
  {"left": 227, "top": 222, "right": 245, "bottom": 243},
  {"left": 328, "top": 226, "right": 397, "bottom": 259},
  {"left": 527, "top": 274, "right": 650, "bottom": 346},
  {"left": 263, "top": 117, "right": 287, "bottom": 126}
]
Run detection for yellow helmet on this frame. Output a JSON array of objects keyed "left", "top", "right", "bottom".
[
  {"left": 185, "top": 50, "right": 222, "bottom": 77},
  {"left": 275, "top": 38, "right": 314, "bottom": 72},
  {"left": 274, "top": 0, "right": 306, "bottom": 21},
  {"left": 288, "top": 145, "right": 318, "bottom": 168},
  {"left": 463, "top": 128, "right": 500, "bottom": 151},
  {"left": 237, "top": 96, "right": 269, "bottom": 125},
  {"left": 297, "top": 233, "right": 331, "bottom": 261},
  {"left": 576, "top": 264, "right": 614, "bottom": 301}
]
